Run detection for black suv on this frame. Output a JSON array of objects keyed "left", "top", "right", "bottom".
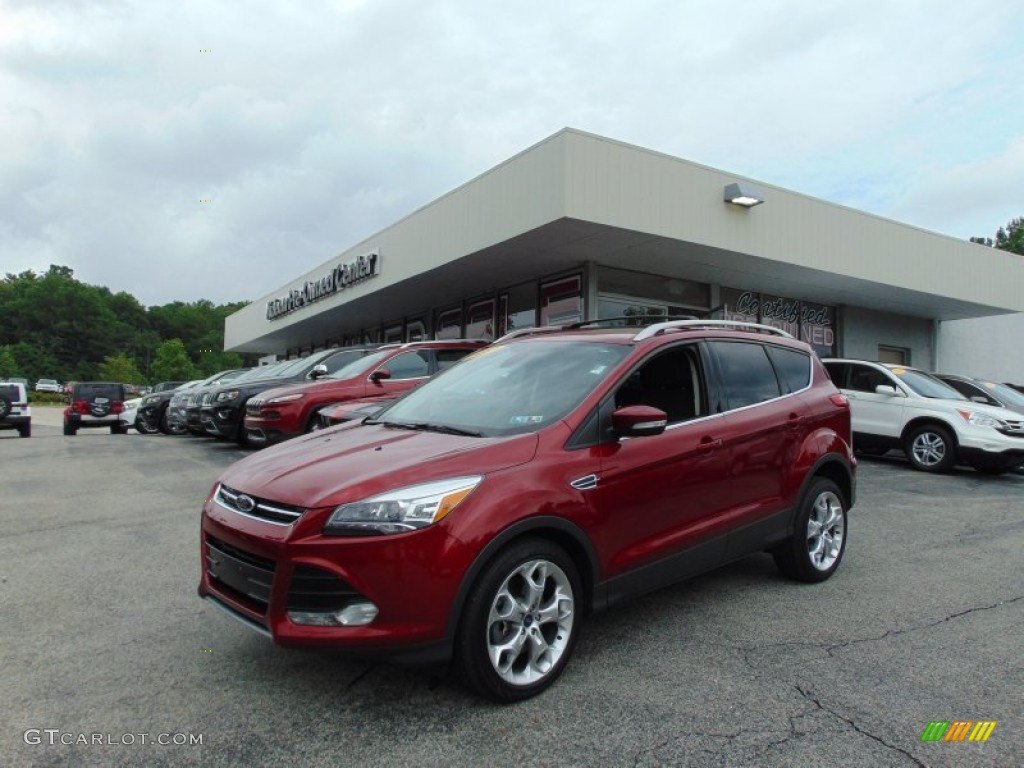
[
  {"left": 64, "top": 382, "right": 128, "bottom": 435},
  {"left": 0, "top": 382, "right": 31, "bottom": 438},
  {"left": 200, "top": 347, "right": 376, "bottom": 444}
]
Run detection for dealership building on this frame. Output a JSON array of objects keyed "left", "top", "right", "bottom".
[{"left": 225, "top": 128, "right": 1024, "bottom": 373}]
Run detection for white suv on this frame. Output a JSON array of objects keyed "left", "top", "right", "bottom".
[
  {"left": 823, "top": 359, "right": 1024, "bottom": 475},
  {"left": 0, "top": 381, "right": 32, "bottom": 438}
]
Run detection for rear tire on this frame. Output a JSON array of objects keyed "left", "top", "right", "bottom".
[
  {"left": 0, "top": 397, "right": 10, "bottom": 419},
  {"left": 18, "top": 423, "right": 30, "bottom": 438},
  {"left": 905, "top": 424, "right": 956, "bottom": 473},
  {"left": 773, "top": 478, "right": 848, "bottom": 583},
  {"left": 454, "top": 538, "right": 581, "bottom": 702},
  {"left": 63, "top": 423, "right": 76, "bottom": 436}
]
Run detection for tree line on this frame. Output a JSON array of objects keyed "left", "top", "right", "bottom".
[{"left": 0, "top": 265, "right": 259, "bottom": 385}]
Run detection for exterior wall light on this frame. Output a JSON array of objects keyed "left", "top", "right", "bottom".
[{"left": 724, "top": 182, "right": 765, "bottom": 207}]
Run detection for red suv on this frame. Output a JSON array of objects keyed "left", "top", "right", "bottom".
[
  {"left": 242, "top": 340, "right": 487, "bottom": 447},
  {"left": 200, "top": 321, "right": 855, "bottom": 701}
]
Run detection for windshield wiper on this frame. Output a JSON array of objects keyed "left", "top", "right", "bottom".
[{"left": 375, "top": 420, "right": 483, "bottom": 437}]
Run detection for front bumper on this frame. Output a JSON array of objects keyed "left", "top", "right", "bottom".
[
  {"left": 957, "top": 426, "right": 1024, "bottom": 467},
  {"left": 200, "top": 404, "right": 242, "bottom": 438},
  {"left": 197, "top": 491, "right": 473, "bottom": 660}
]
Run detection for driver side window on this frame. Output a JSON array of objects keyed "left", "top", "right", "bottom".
[{"left": 614, "top": 346, "right": 705, "bottom": 424}]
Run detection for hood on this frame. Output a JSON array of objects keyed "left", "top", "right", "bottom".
[
  {"left": 219, "top": 422, "right": 539, "bottom": 508},
  {"left": 255, "top": 377, "right": 357, "bottom": 401},
  {"left": 919, "top": 398, "right": 1024, "bottom": 422}
]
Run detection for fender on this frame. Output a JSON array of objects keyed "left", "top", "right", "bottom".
[{"left": 443, "top": 515, "right": 600, "bottom": 641}]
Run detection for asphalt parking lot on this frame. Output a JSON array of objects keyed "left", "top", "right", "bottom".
[{"left": 2, "top": 407, "right": 1022, "bottom": 767}]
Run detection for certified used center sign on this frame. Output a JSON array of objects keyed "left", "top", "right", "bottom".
[{"left": 266, "top": 250, "right": 380, "bottom": 321}]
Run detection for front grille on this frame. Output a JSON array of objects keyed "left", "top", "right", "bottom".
[
  {"left": 205, "top": 535, "right": 275, "bottom": 614},
  {"left": 1001, "top": 419, "right": 1024, "bottom": 437},
  {"left": 245, "top": 397, "right": 264, "bottom": 416},
  {"left": 201, "top": 392, "right": 214, "bottom": 407},
  {"left": 216, "top": 484, "right": 305, "bottom": 525},
  {"left": 188, "top": 393, "right": 200, "bottom": 407},
  {"left": 286, "top": 565, "right": 363, "bottom": 612}
]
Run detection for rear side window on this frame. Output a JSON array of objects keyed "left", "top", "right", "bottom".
[
  {"left": 766, "top": 346, "right": 811, "bottom": 394},
  {"left": 709, "top": 341, "right": 782, "bottom": 410},
  {"left": 436, "top": 348, "right": 477, "bottom": 371},
  {"left": 822, "top": 362, "right": 848, "bottom": 386}
]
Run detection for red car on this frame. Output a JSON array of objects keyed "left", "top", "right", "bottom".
[
  {"left": 242, "top": 340, "right": 486, "bottom": 447},
  {"left": 200, "top": 320, "right": 855, "bottom": 701}
]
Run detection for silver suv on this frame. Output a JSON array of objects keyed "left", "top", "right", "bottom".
[
  {"left": 0, "top": 382, "right": 32, "bottom": 438},
  {"left": 823, "top": 359, "right": 1024, "bottom": 474}
]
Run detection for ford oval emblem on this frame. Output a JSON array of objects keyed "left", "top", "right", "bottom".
[{"left": 236, "top": 494, "right": 256, "bottom": 513}]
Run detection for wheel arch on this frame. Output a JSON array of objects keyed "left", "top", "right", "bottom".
[
  {"left": 900, "top": 417, "right": 959, "bottom": 449},
  {"left": 445, "top": 516, "right": 600, "bottom": 642},
  {"left": 799, "top": 454, "right": 855, "bottom": 511}
]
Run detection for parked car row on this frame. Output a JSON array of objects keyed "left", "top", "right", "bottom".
[{"left": 823, "top": 360, "right": 1024, "bottom": 475}]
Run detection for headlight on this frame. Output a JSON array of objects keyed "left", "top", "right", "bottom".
[
  {"left": 216, "top": 390, "right": 240, "bottom": 402},
  {"left": 957, "top": 410, "right": 1004, "bottom": 429},
  {"left": 324, "top": 476, "right": 482, "bottom": 536},
  {"left": 267, "top": 393, "right": 304, "bottom": 404},
  {"left": 142, "top": 395, "right": 161, "bottom": 405}
]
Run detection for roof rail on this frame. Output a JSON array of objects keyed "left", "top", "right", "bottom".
[
  {"left": 633, "top": 320, "right": 794, "bottom": 341},
  {"left": 493, "top": 326, "right": 568, "bottom": 343}
]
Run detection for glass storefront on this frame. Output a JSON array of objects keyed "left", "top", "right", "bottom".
[{"left": 717, "top": 288, "right": 837, "bottom": 357}]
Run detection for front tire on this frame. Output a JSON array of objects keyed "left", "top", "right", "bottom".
[
  {"left": 773, "top": 478, "right": 848, "bottom": 583},
  {"left": 454, "top": 538, "right": 581, "bottom": 702},
  {"left": 905, "top": 424, "right": 956, "bottom": 473}
]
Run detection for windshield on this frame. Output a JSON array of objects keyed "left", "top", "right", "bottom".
[
  {"left": 329, "top": 349, "right": 390, "bottom": 379},
  {"left": 983, "top": 381, "right": 1024, "bottom": 408},
  {"left": 375, "top": 340, "right": 631, "bottom": 437},
  {"left": 890, "top": 368, "right": 966, "bottom": 400}
]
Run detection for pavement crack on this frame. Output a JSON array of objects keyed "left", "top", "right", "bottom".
[
  {"left": 345, "top": 664, "right": 376, "bottom": 690},
  {"left": 740, "top": 594, "right": 1024, "bottom": 665},
  {"left": 794, "top": 684, "right": 926, "bottom": 767}
]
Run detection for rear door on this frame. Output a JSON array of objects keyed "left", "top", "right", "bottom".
[{"left": 706, "top": 340, "right": 811, "bottom": 551}]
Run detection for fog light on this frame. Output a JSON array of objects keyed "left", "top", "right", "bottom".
[{"left": 287, "top": 601, "right": 379, "bottom": 627}]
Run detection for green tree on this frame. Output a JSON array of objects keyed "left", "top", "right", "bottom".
[
  {"left": 150, "top": 339, "right": 198, "bottom": 382},
  {"left": 98, "top": 353, "right": 145, "bottom": 384},
  {"left": 971, "top": 216, "right": 1024, "bottom": 255},
  {"left": 0, "top": 345, "right": 22, "bottom": 379}
]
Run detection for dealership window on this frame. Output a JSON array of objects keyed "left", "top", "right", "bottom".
[
  {"left": 878, "top": 345, "right": 909, "bottom": 365},
  {"left": 717, "top": 288, "right": 836, "bottom": 358},
  {"left": 465, "top": 298, "right": 495, "bottom": 341},
  {"left": 383, "top": 323, "right": 404, "bottom": 344},
  {"left": 435, "top": 306, "right": 463, "bottom": 340},
  {"left": 406, "top": 319, "right": 427, "bottom": 342},
  {"left": 597, "top": 267, "right": 709, "bottom": 312},
  {"left": 500, "top": 282, "right": 537, "bottom": 336},
  {"left": 540, "top": 275, "right": 582, "bottom": 326}
]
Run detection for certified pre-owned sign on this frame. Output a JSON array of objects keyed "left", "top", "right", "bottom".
[{"left": 266, "top": 250, "right": 380, "bottom": 321}]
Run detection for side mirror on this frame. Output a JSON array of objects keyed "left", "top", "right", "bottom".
[
  {"left": 874, "top": 385, "right": 902, "bottom": 397},
  {"left": 611, "top": 405, "right": 667, "bottom": 438},
  {"left": 369, "top": 369, "right": 392, "bottom": 383},
  {"left": 309, "top": 364, "right": 329, "bottom": 379}
]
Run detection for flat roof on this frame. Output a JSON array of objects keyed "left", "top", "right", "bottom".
[{"left": 225, "top": 128, "right": 1024, "bottom": 353}]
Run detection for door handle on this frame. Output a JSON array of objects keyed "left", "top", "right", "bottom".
[{"left": 697, "top": 436, "right": 723, "bottom": 454}]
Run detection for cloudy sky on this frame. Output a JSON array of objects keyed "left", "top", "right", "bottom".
[{"left": 2, "top": 0, "right": 1022, "bottom": 307}]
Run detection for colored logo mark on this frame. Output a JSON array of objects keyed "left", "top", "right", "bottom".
[{"left": 921, "top": 721, "right": 997, "bottom": 742}]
